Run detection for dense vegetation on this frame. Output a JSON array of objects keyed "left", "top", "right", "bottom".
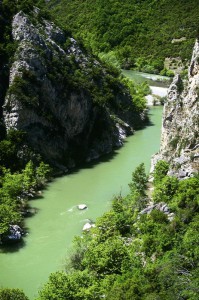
[
  {"left": 48, "top": 0, "right": 199, "bottom": 72},
  {"left": 34, "top": 162, "right": 199, "bottom": 300},
  {"left": 0, "top": 128, "right": 51, "bottom": 242}
]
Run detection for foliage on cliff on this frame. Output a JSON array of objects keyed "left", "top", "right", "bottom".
[
  {"left": 48, "top": 0, "right": 199, "bottom": 71},
  {"left": 0, "top": 0, "right": 48, "bottom": 105},
  {"left": 0, "top": 130, "right": 51, "bottom": 240},
  {"left": 36, "top": 163, "right": 199, "bottom": 300}
]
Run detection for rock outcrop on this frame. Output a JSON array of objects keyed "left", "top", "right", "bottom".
[
  {"left": 139, "top": 202, "right": 174, "bottom": 222},
  {"left": 3, "top": 10, "right": 145, "bottom": 170},
  {"left": 152, "top": 39, "right": 199, "bottom": 178},
  {"left": 7, "top": 225, "right": 23, "bottom": 242}
]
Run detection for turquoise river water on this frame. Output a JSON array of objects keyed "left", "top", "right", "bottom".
[{"left": 0, "top": 72, "right": 167, "bottom": 299}]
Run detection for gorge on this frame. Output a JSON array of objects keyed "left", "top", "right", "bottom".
[
  {"left": 0, "top": 71, "right": 164, "bottom": 299},
  {"left": 0, "top": 1, "right": 199, "bottom": 299}
]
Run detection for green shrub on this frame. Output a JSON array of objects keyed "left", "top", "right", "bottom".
[
  {"left": 153, "top": 175, "right": 179, "bottom": 203},
  {"left": 153, "top": 160, "right": 170, "bottom": 186},
  {"left": 129, "top": 163, "right": 148, "bottom": 197},
  {"left": 0, "top": 288, "right": 28, "bottom": 300}
]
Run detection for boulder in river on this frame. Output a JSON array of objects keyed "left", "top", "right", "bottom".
[
  {"left": 77, "top": 204, "right": 87, "bottom": 210},
  {"left": 7, "top": 225, "right": 23, "bottom": 242},
  {"left": 83, "top": 222, "right": 95, "bottom": 231}
]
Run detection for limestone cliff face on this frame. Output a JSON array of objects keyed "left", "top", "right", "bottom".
[
  {"left": 152, "top": 40, "right": 199, "bottom": 178},
  {"left": 3, "top": 10, "right": 144, "bottom": 169}
]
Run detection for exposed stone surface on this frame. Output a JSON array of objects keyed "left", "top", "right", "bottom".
[
  {"left": 140, "top": 202, "right": 170, "bottom": 215},
  {"left": 139, "top": 202, "right": 174, "bottom": 221},
  {"left": 7, "top": 225, "right": 23, "bottom": 241},
  {"left": 77, "top": 204, "right": 87, "bottom": 210},
  {"left": 3, "top": 10, "right": 145, "bottom": 169},
  {"left": 152, "top": 39, "right": 199, "bottom": 178},
  {"left": 164, "top": 57, "right": 189, "bottom": 75},
  {"left": 171, "top": 37, "right": 187, "bottom": 44},
  {"left": 83, "top": 222, "right": 95, "bottom": 231}
]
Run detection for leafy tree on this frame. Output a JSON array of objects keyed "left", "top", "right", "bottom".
[
  {"left": 0, "top": 203, "right": 22, "bottom": 237},
  {"left": 106, "top": 275, "right": 144, "bottom": 300},
  {"left": 183, "top": 214, "right": 199, "bottom": 261},
  {"left": 1, "top": 169, "right": 23, "bottom": 199},
  {"left": 153, "top": 160, "right": 169, "bottom": 186},
  {"left": 0, "top": 288, "right": 28, "bottom": 300},
  {"left": 82, "top": 237, "right": 129, "bottom": 276},
  {"left": 66, "top": 235, "right": 91, "bottom": 271},
  {"left": 92, "top": 211, "right": 119, "bottom": 242},
  {"left": 37, "top": 270, "right": 100, "bottom": 300},
  {"left": 121, "top": 76, "right": 148, "bottom": 112},
  {"left": 22, "top": 161, "right": 36, "bottom": 192},
  {"left": 175, "top": 177, "right": 199, "bottom": 210},
  {"left": 36, "top": 162, "right": 51, "bottom": 187},
  {"left": 153, "top": 175, "right": 179, "bottom": 203},
  {"left": 112, "top": 194, "right": 134, "bottom": 235},
  {"left": 129, "top": 163, "right": 148, "bottom": 196}
]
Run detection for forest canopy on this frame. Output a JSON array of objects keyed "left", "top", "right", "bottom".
[{"left": 48, "top": 0, "right": 199, "bottom": 70}]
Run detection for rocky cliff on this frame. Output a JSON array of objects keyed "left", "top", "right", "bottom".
[
  {"left": 3, "top": 9, "right": 145, "bottom": 170},
  {"left": 152, "top": 39, "right": 199, "bottom": 178}
]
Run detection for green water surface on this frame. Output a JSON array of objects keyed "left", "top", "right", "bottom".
[
  {"left": 0, "top": 106, "right": 163, "bottom": 299},
  {"left": 0, "top": 70, "right": 167, "bottom": 298}
]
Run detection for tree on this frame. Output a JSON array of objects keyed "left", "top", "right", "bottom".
[
  {"left": 153, "top": 160, "right": 169, "bottom": 186},
  {"left": 82, "top": 237, "right": 129, "bottom": 276},
  {"left": 153, "top": 175, "right": 178, "bottom": 203},
  {"left": 0, "top": 203, "right": 22, "bottom": 237},
  {"left": 0, "top": 288, "right": 28, "bottom": 300},
  {"left": 36, "top": 162, "right": 51, "bottom": 187},
  {"left": 37, "top": 270, "right": 100, "bottom": 300},
  {"left": 22, "top": 161, "right": 36, "bottom": 192},
  {"left": 129, "top": 163, "right": 148, "bottom": 196},
  {"left": 1, "top": 169, "right": 23, "bottom": 198}
]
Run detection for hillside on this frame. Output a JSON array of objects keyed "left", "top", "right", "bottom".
[
  {"left": 48, "top": 0, "right": 199, "bottom": 72},
  {"left": 0, "top": 1, "right": 148, "bottom": 171}
]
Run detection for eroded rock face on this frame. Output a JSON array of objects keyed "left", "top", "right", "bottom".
[
  {"left": 152, "top": 40, "right": 199, "bottom": 178},
  {"left": 3, "top": 10, "right": 143, "bottom": 169}
]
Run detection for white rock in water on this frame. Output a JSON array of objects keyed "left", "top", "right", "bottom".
[
  {"left": 83, "top": 223, "right": 95, "bottom": 231},
  {"left": 77, "top": 204, "right": 87, "bottom": 210},
  {"left": 83, "top": 223, "right": 92, "bottom": 231}
]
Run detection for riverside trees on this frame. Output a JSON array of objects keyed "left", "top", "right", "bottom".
[
  {"left": 0, "top": 130, "right": 51, "bottom": 242},
  {"left": 37, "top": 163, "right": 199, "bottom": 299}
]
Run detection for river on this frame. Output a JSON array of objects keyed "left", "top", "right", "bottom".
[{"left": 0, "top": 71, "right": 168, "bottom": 299}]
